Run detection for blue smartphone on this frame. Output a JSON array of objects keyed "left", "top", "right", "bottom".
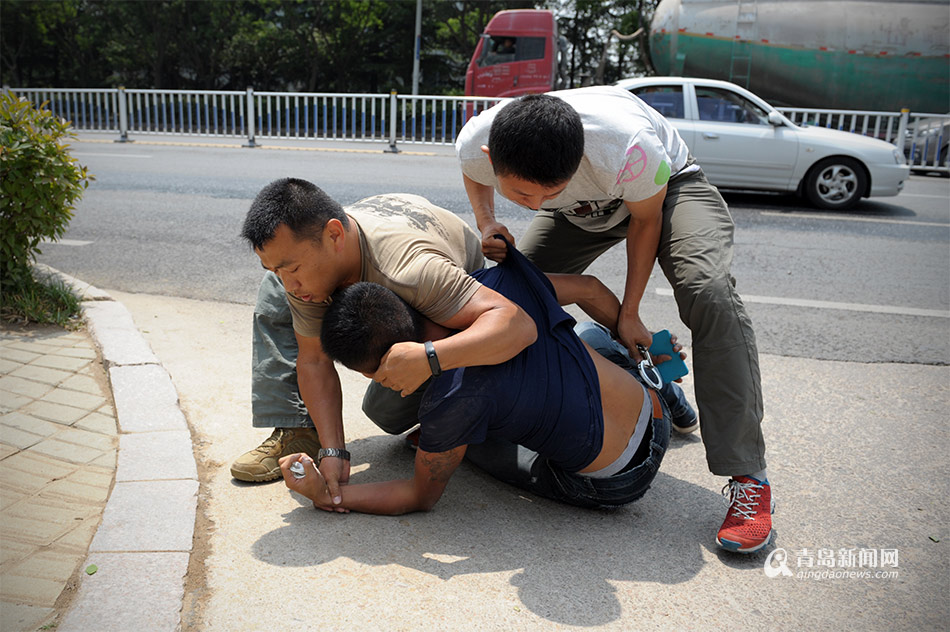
[{"left": 649, "top": 330, "right": 689, "bottom": 383}]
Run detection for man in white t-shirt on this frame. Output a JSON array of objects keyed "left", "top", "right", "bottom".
[{"left": 456, "top": 86, "right": 772, "bottom": 554}]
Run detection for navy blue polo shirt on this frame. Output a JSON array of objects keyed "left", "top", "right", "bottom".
[{"left": 417, "top": 243, "right": 603, "bottom": 473}]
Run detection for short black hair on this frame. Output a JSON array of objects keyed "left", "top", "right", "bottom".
[
  {"left": 321, "top": 282, "right": 424, "bottom": 373},
  {"left": 487, "top": 94, "right": 584, "bottom": 186},
  {"left": 241, "top": 178, "right": 348, "bottom": 249}
]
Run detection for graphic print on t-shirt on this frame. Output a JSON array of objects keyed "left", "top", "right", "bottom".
[
  {"left": 617, "top": 145, "right": 648, "bottom": 185},
  {"left": 347, "top": 195, "right": 451, "bottom": 241}
]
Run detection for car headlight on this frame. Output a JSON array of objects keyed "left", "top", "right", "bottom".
[{"left": 893, "top": 149, "right": 905, "bottom": 165}]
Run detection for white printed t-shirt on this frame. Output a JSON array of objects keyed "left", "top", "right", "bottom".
[{"left": 456, "top": 86, "right": 695, "bottom": 232}]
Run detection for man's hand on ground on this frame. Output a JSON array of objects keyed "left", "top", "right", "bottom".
[
  {"left": 318, "top": 455, "right": 350, "bottom": 512},
  {"left": 279, "top": 453, "right": 349, "bottom": 513}
]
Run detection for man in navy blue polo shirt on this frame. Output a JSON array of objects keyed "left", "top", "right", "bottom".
[{"left": 279, "top": 241, "right": 674, "bottom": 512}]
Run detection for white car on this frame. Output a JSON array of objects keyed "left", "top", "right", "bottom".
[{"left": 614, "top": 76, "right": 910, "bottom": 209}]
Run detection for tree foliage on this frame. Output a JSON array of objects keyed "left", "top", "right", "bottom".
[
  {"left": 0, "top": 0, "right": 657, "bottom": 94},
  {"left": 547, "top": 0, "right": 659, "bottom": 87},
  {"left": 0, "top": 93, "right": 92, "bottom": 292}
]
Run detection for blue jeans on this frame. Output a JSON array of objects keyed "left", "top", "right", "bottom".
[
  {"left": 573, "top": 321, "right": 695, "bottom": 423},
  {"left": 463, "top": 322, "right": 672, "bottom": 510}
]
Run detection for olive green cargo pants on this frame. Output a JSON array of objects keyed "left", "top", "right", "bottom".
[{"left": 518, "top": 169, "right": 766, "bottom": 477}]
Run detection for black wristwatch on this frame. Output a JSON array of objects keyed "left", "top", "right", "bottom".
[
  {"left": 424, "top": 341, "right": 442, "bottom": 377},
  {"left": 317, "top": 448, "right": 351, "bottom": 465}
]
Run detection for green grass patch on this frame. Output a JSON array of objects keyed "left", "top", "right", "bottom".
[{"left": 1, "top": 273, "right": 82, "bottom": 328}]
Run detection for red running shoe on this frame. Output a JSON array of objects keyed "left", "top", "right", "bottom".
[{"left": 717, "top": 476, "right": 775, "bottom": 553}]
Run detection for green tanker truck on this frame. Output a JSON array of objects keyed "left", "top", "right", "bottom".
[{"left": 649, "top": 0, "right": 949, "bottom": 113}]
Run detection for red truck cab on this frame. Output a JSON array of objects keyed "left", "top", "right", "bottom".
[{"left": 464, "top": 9, "right": 566, "bottom": 98}]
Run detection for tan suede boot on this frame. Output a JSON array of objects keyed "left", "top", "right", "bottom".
[{"left": 230, "top": 428, "right": 321, "bottom": 482}]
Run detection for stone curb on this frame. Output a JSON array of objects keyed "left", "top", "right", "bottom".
[{"left": 36, "top": 265, "right": 197, "bottom": 632}]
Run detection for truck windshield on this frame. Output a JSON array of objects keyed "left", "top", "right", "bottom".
[{"left": 478, "top": 36, "right": 546, "bottom": 67}]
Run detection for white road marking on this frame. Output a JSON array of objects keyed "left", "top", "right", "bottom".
[
  {"left": 654, "top": 288, "right": 949, "bottom": 318},
  {"left": 760, "top": 211, "right": 948, "bottom": 227},
  {"left": 71, "top": 152, "right": 152, "bottom": 159},
  {"left": 40, "top": 239, "right": 93, "bottom": 246}
]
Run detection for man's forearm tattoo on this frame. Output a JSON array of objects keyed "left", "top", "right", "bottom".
[{"left": 420, "top": 450, "right": 459, "bottom": 484}]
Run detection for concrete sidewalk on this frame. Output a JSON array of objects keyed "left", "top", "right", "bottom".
[
  {"left": 117, "top": 288, "right": 947, "bottom": 631},
  {"left": 1, "top": 268, "right": 197, "bottom": 632},
  {"left": 0, "top": 323, "right": 116, "bottom": 630},
  {"left": 2, "top": 268, "right": 947, "bottom": 631}
]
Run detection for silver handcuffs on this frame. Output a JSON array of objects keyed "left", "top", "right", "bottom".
[{"left": 636, "top": 344, "right": 664, "bottom": 390}]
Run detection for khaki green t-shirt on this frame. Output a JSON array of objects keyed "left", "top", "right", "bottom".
[{"left": 287, "top": 193, "right": 485, "bottom": 339}]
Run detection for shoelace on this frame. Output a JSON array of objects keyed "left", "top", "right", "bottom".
[
  {"left": 722, "top": 479, "right": 763, "bottom": 520},
  {"left": 253, "top": 429, "right": 288, "bottom": 453}
]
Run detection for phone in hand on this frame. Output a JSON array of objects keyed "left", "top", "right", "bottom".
[{"left": 649, "top": 329, "right": 689, "bottom": 383}]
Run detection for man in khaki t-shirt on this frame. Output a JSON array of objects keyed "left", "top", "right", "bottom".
[
  {"left": 231, "top": 179, "right": 538, "bottom": 512},
  {"left": 286, "top": 193, "right": 485, "bottom": 339}
]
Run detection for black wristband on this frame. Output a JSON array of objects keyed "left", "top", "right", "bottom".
[{"left": 424, "top": 341, "right": 442, "bottom": 377}]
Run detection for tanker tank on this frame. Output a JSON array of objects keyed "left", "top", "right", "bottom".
[{"left": 649, "top": 0, "right": 949, "bottom": 113}]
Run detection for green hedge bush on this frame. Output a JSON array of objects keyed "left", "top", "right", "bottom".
[{"left": 0, "top": 92, "right": 92, "bottom": 293}]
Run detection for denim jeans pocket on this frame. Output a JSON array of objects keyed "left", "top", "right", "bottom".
[
  {"left": 544, "top": 464, "right": 607, "bottom": 509},
  {"left": 544, "top": 459, "right": 659, "bottom": 509}
]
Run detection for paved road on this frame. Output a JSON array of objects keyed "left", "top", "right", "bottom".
[{"left": 42, "top": 134, "right": 949, "bottom": 366}]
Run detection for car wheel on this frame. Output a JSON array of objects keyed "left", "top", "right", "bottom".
[{"left": 804, "top": 157, "right": 867, "bottom": 210}]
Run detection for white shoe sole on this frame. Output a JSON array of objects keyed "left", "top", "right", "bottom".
[{"left": 672, "top": 416, "right": 699, "bottom": 434}]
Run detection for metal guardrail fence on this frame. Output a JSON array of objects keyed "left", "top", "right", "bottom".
[
  {"left": 900, "top": 113, "right": 950, "bottom": 173},
  {"left": 780, "top": 107, "right": 949, "bottom": 173},
  {"left": 5, "top": 86, "right": 947, "bottom": 172},
  {"left": 6, "top": 87, "right": 502, "bottom": 152}
]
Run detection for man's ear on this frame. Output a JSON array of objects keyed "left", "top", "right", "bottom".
[
  {"left": 480, "top": 144, "right": 491, "bottom": 164},
  {"left": 324, "top": 218, "right": 347, "bottom": 252}
]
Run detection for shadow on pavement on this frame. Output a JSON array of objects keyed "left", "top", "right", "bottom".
[
  {"left": 250, "top": 434, "right": 726, "bottom": 627},
  {"left": 721, "top": 189, "right": 918, "bottom": 218}
]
